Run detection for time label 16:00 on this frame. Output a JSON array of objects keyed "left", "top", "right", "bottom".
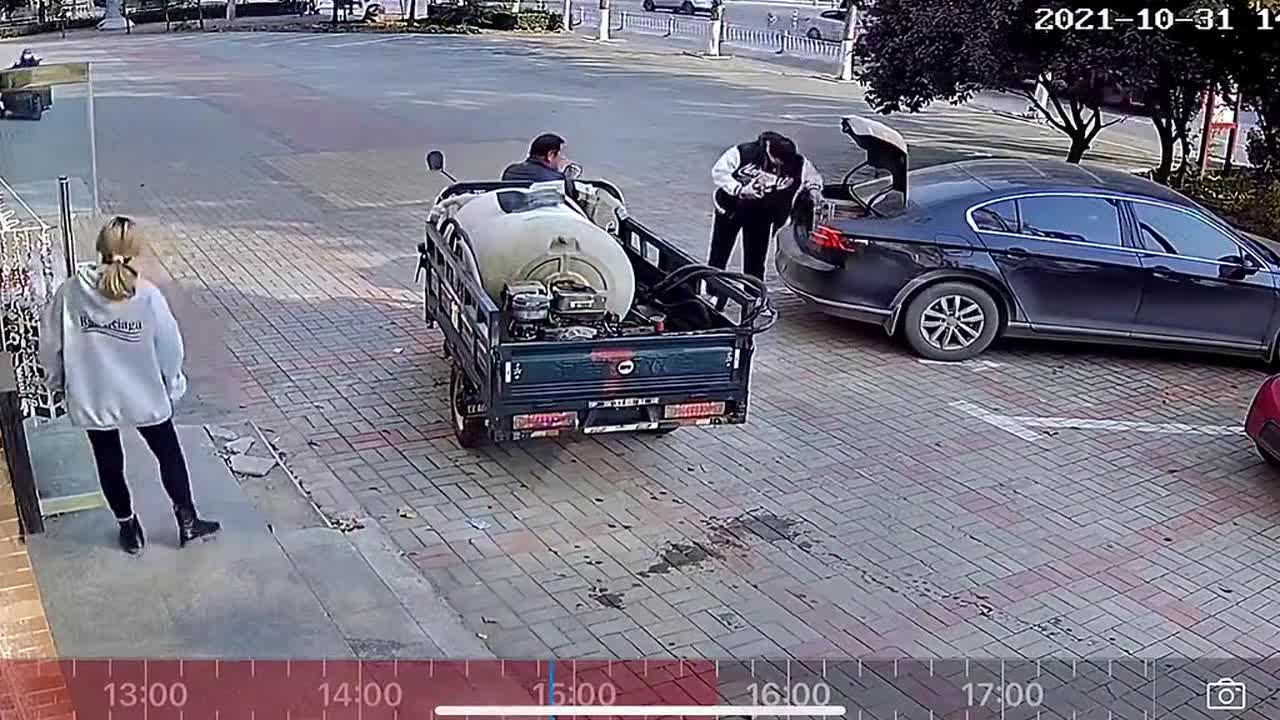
[{"left": 1036, "top": 6, "right": 1276, "bottom": 31}]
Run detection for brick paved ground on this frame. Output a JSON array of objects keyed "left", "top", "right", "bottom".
[{"left": 16, "top": 30, "right": 1280, "bottom": 663}]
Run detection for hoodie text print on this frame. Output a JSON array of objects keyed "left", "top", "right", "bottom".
[{"left": 40, "top": 263, "right": 188, "bottom": 430}]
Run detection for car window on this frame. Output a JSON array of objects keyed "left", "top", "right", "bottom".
[
  {"left": 1018, "top": 196, "right": 1123, "bottom": 246},
  {"left": 1131, "top": 202, "right": 1243, "bottom": 262},
  {"left": 972, "top": 200, "right": 1018, "bottom": 233}
]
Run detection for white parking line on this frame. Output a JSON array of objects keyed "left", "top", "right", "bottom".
[
  {"left": 325, "top": 35, "right": 410, "bottom": 47},
  {"left": 917, "top": 358, "right": 1005, "bottom": 373},
  {"left": 950, "top": 399, "right": 1244, "bottom": 443}
]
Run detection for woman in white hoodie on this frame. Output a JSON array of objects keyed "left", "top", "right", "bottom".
[{"left": 40, "top": 216, "right": 219, "bottom": 555}]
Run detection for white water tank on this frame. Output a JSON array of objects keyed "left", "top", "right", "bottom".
[{"left": 449, "top": 187, "right": 636, "bottom": 317}]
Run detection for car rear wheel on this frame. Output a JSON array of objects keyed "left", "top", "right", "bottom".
[
  {"left": 903, "top": 282, "right": 999, "bottom": 361},
  {"left": 806, "top": 27, "right": 821, "bottom": 39},
  {"left": 1258, "top": 443, "right": 1280, "bottom": 468}
]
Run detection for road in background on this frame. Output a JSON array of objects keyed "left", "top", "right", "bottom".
[{"left": 613, "top": 0, "right": 838, "bottom": 32}]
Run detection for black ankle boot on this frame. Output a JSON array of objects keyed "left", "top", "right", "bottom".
[
  {"left": 176, "top": 505, "right": 220, "bottom": 547},
  {"left": 117, "top": 516, "right": 145, "bottom": 555}
]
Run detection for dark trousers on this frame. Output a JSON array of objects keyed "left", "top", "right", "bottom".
[
  {"left": 86, "top": 419, "right": 194, "bottom": 521},
  {"left": 709, "top": 209, "right": 774, "bottom": 280}
]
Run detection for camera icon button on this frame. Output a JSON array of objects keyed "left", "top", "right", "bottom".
[{"left": 1205, "top": 678, "right": 1247, "bottom": 711}]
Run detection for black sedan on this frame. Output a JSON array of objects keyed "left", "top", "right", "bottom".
[{"left": 779, "top": 116, "right": 1280, "bottom": 362}]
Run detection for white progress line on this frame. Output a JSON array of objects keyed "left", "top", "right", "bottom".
[{"left": 436, "top": 707, "right": 847, "bottom": 717}]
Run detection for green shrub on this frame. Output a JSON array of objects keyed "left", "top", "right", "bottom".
[
  {"left": 1246, "top": 126, "right": 1280, "bottom": 178},
  {"left": 0, "top": 17, "right": 98, "bottom": 38},
  {"left": 1170, "top": 168, "right": 1280, "bottom": 241}
]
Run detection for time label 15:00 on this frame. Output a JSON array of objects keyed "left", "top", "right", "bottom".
[{"left": 1036, "top": 6, "right": 1276, "bottom": 31}]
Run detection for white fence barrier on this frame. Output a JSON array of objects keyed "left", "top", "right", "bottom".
[{"left": 573, "top": 7, "right": 840, "bottom": 59}]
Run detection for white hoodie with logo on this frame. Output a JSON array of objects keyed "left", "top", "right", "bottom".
[{"left": 39, "top": 264, "right": 187, "bottom": 430}]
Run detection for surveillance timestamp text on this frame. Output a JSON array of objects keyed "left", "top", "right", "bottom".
[{"left": 1035, "top": 6, "right": 1276, "bottom": 31}]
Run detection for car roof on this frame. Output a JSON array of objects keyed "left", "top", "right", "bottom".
[{"left": 905, "top": 158, "right": 1201, "bottom": 210}]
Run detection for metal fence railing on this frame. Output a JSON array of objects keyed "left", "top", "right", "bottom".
[{"left": 572, "top": 7, "right": 841, "bottom": 60}]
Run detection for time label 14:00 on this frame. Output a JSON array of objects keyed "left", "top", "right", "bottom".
[{"left": 1035, "top": 6, "right": 1276, "bottom": 31}]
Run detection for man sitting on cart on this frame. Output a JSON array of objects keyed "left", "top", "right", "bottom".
[{"left": 503, "top": 133, "right": 570, "bottom": 183}]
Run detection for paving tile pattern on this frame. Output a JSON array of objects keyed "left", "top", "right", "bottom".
[{"left": 30, "top": 31, "right": 1280, "bottom": 662}]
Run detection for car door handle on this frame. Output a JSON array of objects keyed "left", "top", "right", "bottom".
[
  {"left": 1006, "top": 247, "right": 1028, "bottom": 257},
  {"left": 1149, "top": 265, "right": 1175, "bottom": 279}
]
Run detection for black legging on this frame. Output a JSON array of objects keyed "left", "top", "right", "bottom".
[
  {"left": 709, "top": 208, "right": 774, "bottom": 280},
  {"left": 86, "top": 419, "right": 194, "bottom": 521}
]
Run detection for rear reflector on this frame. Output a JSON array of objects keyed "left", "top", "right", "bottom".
[
  {"left": 810, "top": 225, "right": 846, "bottom": 250},
  {"left": 664, "top": 401, "right": 726, "bottom": 420},
  {"left": 513, "top": 411, "right": 577, "bottom": 431}
]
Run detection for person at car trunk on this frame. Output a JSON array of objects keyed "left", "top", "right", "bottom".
[{"left": 710, "top": 132, "right": 822, "bottom": 280}]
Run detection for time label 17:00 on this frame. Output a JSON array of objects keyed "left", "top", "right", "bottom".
[{"left": 1035, "top": 6, "right": 1276, "bottom": 31}]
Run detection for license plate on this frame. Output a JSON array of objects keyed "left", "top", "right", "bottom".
[
  {"left": 588, "top": 397, "right": 660, "bottom": 409},
  {"left": 583, "top": 421, "right": 660, "bottom": 434}
]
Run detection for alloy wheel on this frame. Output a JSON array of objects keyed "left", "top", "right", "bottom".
[{"left": 919, "top": 294, "right": 985, "bottom": 352}]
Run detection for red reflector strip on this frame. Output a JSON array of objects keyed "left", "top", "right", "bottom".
[
  {"left": 810, "top": 225, "right": 846, "bottom": 250},
  {"left": 664, "top": 401, "right": 726, "bottom": 420},
  {"left": 513, "top": 412, "right": 577, "bottom": 431}
]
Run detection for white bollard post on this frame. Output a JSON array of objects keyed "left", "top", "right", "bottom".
[
  {"left": 597, "top": 0, "right": 610, "bottom": 40},
  {"left": 837, "top": 4, "right": 856, "bottom": 81},
  {"left": 561, "top": 0, "right": 571, "bottom": 31},
  {"left": 225, "top": 0, "right": 236, "bottom": 21},
  {"left": 789, "top": 8, "right": 797, "bottom": 32}
]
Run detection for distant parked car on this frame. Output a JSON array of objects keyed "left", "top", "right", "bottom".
[
  {"left": 780, "top": 115, "right": 1280, "bottom": 362},
  {"left": 642, "top": 0, "right": 713, "bottom": 15},
  {"left": 1246, "top": 375, "right": 1280, "bottom": 466},
  {"left": 800, "top": 8, "right": 846, "bottom": 40},
  {"left": 313, "top": 0, "right": 382, "bottom": 20}
]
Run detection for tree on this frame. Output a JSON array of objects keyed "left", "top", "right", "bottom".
[
  {"left": 1233, "top": 0, "right": 1280, "bottom": 175},
  {"left": 854, "top": 0, "right": 1134, "bottom": 163}
]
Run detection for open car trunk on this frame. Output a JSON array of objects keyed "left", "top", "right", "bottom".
[{"left": 792, "top": 115, "right": 910, "bottom": 233}]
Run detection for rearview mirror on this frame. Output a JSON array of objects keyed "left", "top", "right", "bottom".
[
  {"left": 564, "top": 162, "right": 583, "bottom": 180},
  {"left": 425, "top": 150, "right": 445, "bottom": 172}
]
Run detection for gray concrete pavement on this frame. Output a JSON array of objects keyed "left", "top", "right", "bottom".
[
  {"left": 27, "top": 419, "right": 479, "bottom": 658},
  {"left": 5, "top": 28, "right": 1277, "bottom": 671}
]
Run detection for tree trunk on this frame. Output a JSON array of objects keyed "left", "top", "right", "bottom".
[
  {"left": 197, "top": 0, "right": 204, "bottom": 28},
  {"left": 1065, "top": 132, "right": 1090, "bottom": 163},
  {"left": 406, "top": 0, "right": 416, "bottom": 24},
  {"left": 331, "top": 0, "right": 338, "bottom": 22},
  {"left": 1153, "top": 120, "right": 1175, "bottom": 184}
]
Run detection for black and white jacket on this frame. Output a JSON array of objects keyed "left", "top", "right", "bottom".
[{"left": 712, "top": 139, "right": 823, "bottom": 224}]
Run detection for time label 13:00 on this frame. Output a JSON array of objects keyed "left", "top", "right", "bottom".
[{"left": 1035, "top": 7, "right": 1276, "bottom": 31}]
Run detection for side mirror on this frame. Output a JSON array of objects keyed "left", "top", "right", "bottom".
[
  {"left": 563, "top": 162, "right": 583, "bottom": 180},
  {"left": 425, "top": 150, "right": 457, "bottom": 182},
  {"left": 1219, "top": 255, "right": 1260, "bottom": 280}
]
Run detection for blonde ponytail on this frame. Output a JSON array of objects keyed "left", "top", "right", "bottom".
[{"left": 94, "top": 216, "right": 144, "bottom": 301}]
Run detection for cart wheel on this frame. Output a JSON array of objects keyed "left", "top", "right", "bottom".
[{"left": 450, "top": 364, "right": 486, "bottom": 448}]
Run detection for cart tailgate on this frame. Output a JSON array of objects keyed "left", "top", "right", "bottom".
[{"left": 499, "top": 336, "right": 742, "bottom": 404}]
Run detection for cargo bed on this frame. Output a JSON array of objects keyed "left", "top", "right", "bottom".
[{"left": 417, "top": 179, "right": 772, "bottom": 447}]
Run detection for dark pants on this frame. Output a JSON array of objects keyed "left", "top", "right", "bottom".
[
  {"left": 709, "top": 209, "right": 774, "bottom": 280},
  {"left": 86, "top": 419, "right": 194, "bottom": 521}
]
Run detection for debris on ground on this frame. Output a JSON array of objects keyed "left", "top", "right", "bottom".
[
  {"left": 229, "top": 454, "right": 277, "bottom": 477},
  {"left": 207, "top": 425, "right": 240, "bottom": 442},
  {"left": 331, "top": 516, "right": 366, "bottom": 533},
  {"left": 468, "top": 517, "right": 491, "bottom": 530},
  {"left": 398, "top": 507, "right": 418, "bottom": 519},
  {"left": 225, "top": 437, "right": 256, "bottom": 455}
]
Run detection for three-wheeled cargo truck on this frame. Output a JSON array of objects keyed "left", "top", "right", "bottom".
[{"left": 416, "top": 151, "right": 776, "bottom": 447}]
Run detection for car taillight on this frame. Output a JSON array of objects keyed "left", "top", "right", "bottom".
[
  {"left": 513, "top": 411, "right": 577, "bottom": 431},
  {"left": 810, "top": 225, "right": 846, "bottom": 250},
  {"left": 664, "top": 401, "right": 726, "bottom": 420}
]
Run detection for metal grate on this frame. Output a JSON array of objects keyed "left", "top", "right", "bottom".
[{"left": 0, "top": 176, "right": 63, "bottom": 423}]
